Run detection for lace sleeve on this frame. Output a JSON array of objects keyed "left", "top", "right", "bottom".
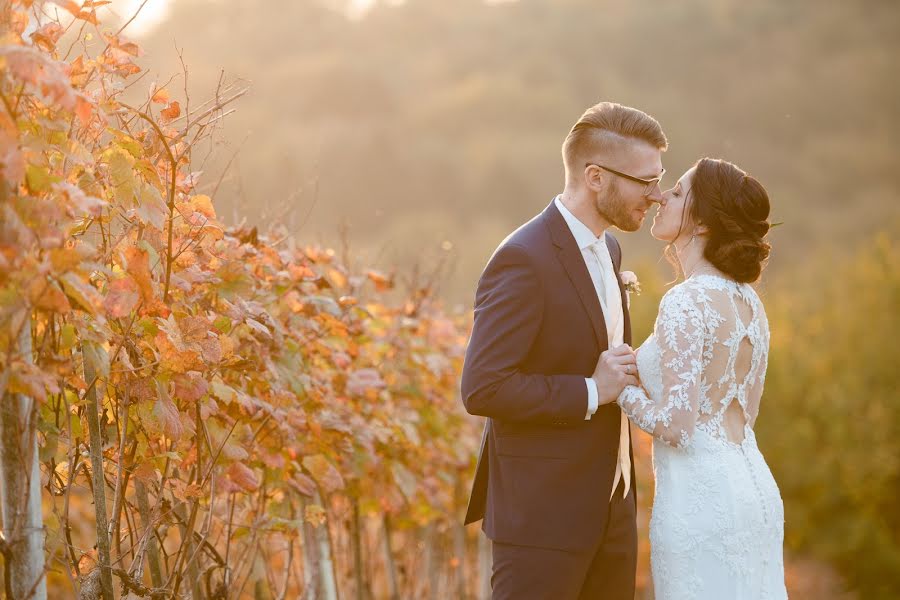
[{"left": 618, "top": 287, "right": 705, "bottom": 449}]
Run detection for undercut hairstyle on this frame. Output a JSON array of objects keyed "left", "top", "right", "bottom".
[{"left": 562, "top": 102, "right": 668, "bottom": 180}]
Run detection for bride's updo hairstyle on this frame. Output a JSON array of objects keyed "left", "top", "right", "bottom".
[{"left": 691, "top": 158, "right": 771, "bottom": 283}]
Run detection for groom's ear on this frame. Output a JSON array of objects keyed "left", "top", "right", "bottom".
[{"left": 585, "top": 164, "right": 605, "bottom": 191}]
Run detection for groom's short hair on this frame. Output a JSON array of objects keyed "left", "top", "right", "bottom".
[{"left": 562, "top": 102, "right": 668, "bottom": 180}]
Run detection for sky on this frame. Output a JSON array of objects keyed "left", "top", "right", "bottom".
[{"left": 106, "top": 0, "right": 381, "bottom": 36}]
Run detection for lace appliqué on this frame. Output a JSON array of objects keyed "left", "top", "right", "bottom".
[{"left": 617, "top": 274, "right": 787, "bottom": 599}]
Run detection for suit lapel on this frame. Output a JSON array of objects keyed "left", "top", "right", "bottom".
[{"left": 543, "top": 201, "right": 608, "bottom": 347}]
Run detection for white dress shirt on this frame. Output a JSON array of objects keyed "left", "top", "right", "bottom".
[{"left": 554, "top": 196, "right": 631, "bottom": 500}]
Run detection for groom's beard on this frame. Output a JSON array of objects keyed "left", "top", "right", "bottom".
[{"left": 597, "top": 182, "right": 643, "bottom": 232}]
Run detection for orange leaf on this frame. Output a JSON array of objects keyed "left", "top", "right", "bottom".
[
  {"left": 103, "top": 277, "right": 139, "bottom": 318},
  {"left": 327, "top": 268, "right": 348, "bottom": 290},
  {"left": 366, "top": 269, "right": 394, "bottom": 291},
  {"left": 28, "top": 278, "right": 71, "bottom": 313},
  {"left": 151, "top": 88, "right": 170, "bottom": 104},
  {"left": 123, "top": 246, "right": 154, "bottom": 303},
  {"left": 188, "top": 194, "right": 216, "bottom": 219},
  {"left": 48, "top": 0, "right": 81, "bottom": 16},
  {"left": 75, "top": 9, "right": 99, "bottom": 25},
  {"left": 30, "top": 22, "right": 65, "bottom": 51},
  {"left": 160, "top": 101, "right": 181, "bottom": 122},
  {"left": 75, "top": 95, "right": 93, "bottom": 127},
  {"left": 118, "top": 41, "right": 143, "bottom": 57}
]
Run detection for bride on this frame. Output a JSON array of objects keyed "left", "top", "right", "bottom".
[{"left": 603, "top": 157, "right": 788, "bottom": 599}]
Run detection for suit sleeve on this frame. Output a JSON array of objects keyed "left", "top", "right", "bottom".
[{"left": 460, "top": 243, "right": 589, "bottom": 425}]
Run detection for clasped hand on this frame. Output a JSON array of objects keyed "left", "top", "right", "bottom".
[{"left": 592, "top": 344, "right": 639, "bottom": 405}]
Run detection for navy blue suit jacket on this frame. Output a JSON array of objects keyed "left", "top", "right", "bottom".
[{"left": 461, "top": 199, "right": 637, "bottom": 551}]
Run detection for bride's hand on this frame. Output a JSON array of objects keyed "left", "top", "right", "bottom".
[{"left": 592, "top": 344, "right": 639, "bottom": 405}]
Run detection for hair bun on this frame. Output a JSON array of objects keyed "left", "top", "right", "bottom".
[
  {"left": 691, "top": 158, "right": 772, "bottom": 283},
  {"left": 707, "top": 236, "right": 771, "bottom": 283}
]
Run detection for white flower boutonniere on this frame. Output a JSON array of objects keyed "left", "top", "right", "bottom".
[{"left": 620, "top": 270, "right": 641, "bottom": 309}]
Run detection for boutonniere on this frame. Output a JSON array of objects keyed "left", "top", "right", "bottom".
[
  {"left": 620, "top": 270, "right": 641, "bottom": 309},
  {"left": 620, "top": 270, "right": 641, "bottom": 295}
]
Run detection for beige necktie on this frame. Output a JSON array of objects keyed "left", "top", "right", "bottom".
[{"left": 589, "top": 240, "right": 631, "bottom": 501}]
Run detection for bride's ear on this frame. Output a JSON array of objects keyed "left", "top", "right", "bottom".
[{"left": 694, "top": 223, "right": 711, "bottom": 237}]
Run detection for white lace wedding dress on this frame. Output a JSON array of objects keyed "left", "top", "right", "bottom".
[{"left": 618, "top": 272, "right": 788, "bottom": 599}]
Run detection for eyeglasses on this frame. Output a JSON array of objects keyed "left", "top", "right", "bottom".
[{"left": 586, "top": 163, "right": 665, "bottom": 198}]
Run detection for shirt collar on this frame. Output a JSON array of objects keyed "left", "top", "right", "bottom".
[{"left": 554, "top": 195, "right": 606, "bottom": 251}]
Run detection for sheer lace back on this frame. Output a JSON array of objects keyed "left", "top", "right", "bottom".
[
  {"left": 621, "top": 272, "right": 770, "bottom": 449},
  {"left": 615, "top": 273, "right": 786, "bottom": 598}
]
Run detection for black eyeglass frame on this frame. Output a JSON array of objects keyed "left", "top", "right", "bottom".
[{"left": 586, "top": 162, "right": 665, "bottom": 198}]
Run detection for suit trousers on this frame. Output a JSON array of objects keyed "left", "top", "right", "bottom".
[{"left": 490, "top": 479, "right": 637, "bottom": 600}]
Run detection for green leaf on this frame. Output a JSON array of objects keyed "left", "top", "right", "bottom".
[
  {"left": 60, "top": 323, "right": 77, "bottom": 352},
  {"left": 212, "top": 315, "right": 232, "bottom": 333},
  {"left": 25, "top": 164, "right": 61, "bottom": 193}
]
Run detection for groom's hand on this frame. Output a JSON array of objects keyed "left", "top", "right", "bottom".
[{"left": 592, "top": 344, "right": 639, "bottom": 405}]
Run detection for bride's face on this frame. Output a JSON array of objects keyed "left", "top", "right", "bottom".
[{"left": 651, "top": 166, "right": 697, "bottom": 243}]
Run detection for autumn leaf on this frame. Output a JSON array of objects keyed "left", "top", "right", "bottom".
[
  {"left": 123, "top": 246, "right": 154, "bottom": 303},
  {"left": 6, "top": 359, "right": 60, "bottom": 403},
  {"left": 52, "top": 182, "right": 107, "bottom": 218},
  {"left": 153, "top": 380, "right": 184, "bottom": 440},
  {"left": 346, "top": 368, "right": 386, "bottom": 397},
  {"left": 30, "top": 22, "right": 65, "bottom": 51},
  {"left": 366, "top": 269, "right": 394, "bottom": 291},
  {"left": 289, "top": 472, "right": 317, "bottom": 497},
  {"left": 151, "top": 88, "right": 170, "bottom": 104},
  {"left": 25, "top": 164, "right": 61, "bottom": 194},
  {"left": 198, "top": 337, "right": 222, "bottom": 364},
  {"left": 160, "top": 101, "right": 181, "bottom": 122},
  {"left": 28, "top": 278, "right": 71, "bottom": 313},
  {"left": 103, "top": 276, "right": 140, "bottom": 318},
  {"left": 172, "top": 372, "right": 208, "bottom": 402},
  {"left": 61, "top": 272, "right": 102, "bottom": 314},
  {"left": 74, "top": 95, "right": 93, "bottom": 127},
  {"left": 189, "top": 194, "right": 216, "bottom": 219},
  {"left": 0, "top": 111, "right": 24, "bottom": 183},
  {"left": 302, "top": 454, "right": 345, "bottom": 494},
  {"left": 304, "top": 504, "right": 327, "bottom": 527},
  {"left": 48, "top": 0, "right": 81, "bottom": 16},
  {"left": 227, "top": 462, "right": 259, "bottom": 492},
  {"left": 222, "top": 442, "right": 249, "bottom": 461}
]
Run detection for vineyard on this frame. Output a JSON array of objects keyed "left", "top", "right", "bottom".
[
  {"left": 0, "top": 2, "right": 488, "bottom": 597},
  {"left": 2, "top": 1, "right": 898, "bottom": 599}
]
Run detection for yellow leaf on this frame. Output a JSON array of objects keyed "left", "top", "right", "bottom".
[
  {"left": 151, "top": 88, "right": 170, "bottom": 104},
  {"left": 304, "top": 504, "right": 327, "bottom": 527},
  {"left": 60, "top": 272, "right": 101, "bottom": 314},
  {"left": 25, "top": 164, "right": 60, "bottom": 194},
  {"left": 189, "top": 194, "right": 216, "bottom": 219}
]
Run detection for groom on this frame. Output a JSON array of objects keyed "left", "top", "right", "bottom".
[{"left": 461, "top": 102, "right": 668, "bottom": 598}]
